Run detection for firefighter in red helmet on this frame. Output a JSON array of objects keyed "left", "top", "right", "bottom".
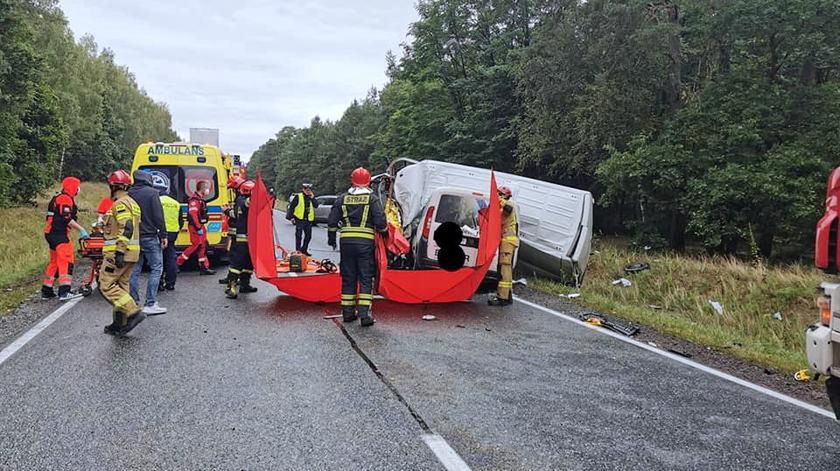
[
  {"left": 328, "top": 167, "right": 387, "bottom": 326},
  {"left": 489, "top": 185, "right": 518, "bottom": 306},
  {"left": 100, "top": 170, "right": 145, "bottom": 336},
  {"left": 220, "top": 176, "right": 246, "bottom": 284},
  {"left": 42, "top": 176, "right": 90, "bottom": 301},
  {"left": 224, "top": 180, "right": 258, "bottom": 299}
]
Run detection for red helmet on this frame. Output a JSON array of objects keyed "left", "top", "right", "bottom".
[
  {"left": 107, "top": 170, "right": 132, "bottom": 187},
  {"left": 228, "top": 176, "right": 245, "bottom": 190},
  {"left": 498, "top": 186, "right": 512, "bottom": 199},
  {"left": 351, "top": 167, "right": 371, "bottom": 187},
  {"left": 239, "top": 180, "right": 256, "bottom": 196}
]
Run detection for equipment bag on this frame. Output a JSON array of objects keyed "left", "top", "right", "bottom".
[{"left": 289, "top": 253, "right": 309, "bottom": 272}]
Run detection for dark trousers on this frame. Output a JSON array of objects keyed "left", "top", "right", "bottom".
[
  {"left": 162, "top": 232, "right": 178, "bottom": 288},
  {"left": 229, "top": 241, "right": 254, "bottom": 286},
  {"left": 339, "top": 240, "right": 375, "bottom": 314},
  {"left": 295, "top": 221, "right": 313, "bottom": 252}
]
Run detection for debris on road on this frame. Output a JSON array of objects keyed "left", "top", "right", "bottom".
[
  {"left": 455, "top": 324, "right": 465, "bottom": 329},
  {"left": 772, "top": 312, "right": 783, "bottom": 321},
  {"left": 667, "top": 348, "right": 693, "bottom": 358},
  {"left": 323, "top": 314, "right": 342, "bottom": 320},
  {"left": 709, "top": 300, "right": 724, "bottom": 315},
  {"left": 624, "top": 262, "right": 650, "bottom": 275},
  {"left": 513, "top": 278, "right": 528, "bottom": 287},
  {"left": 648, "top": 304, "right": 662, "bottom": 310},
  {"left": 579, "top": 313, "right": 639, "bottom": 337},
  {"left": 422, "top": 315, "right": 438, "bottom": 321},
  {"left": 612, "top": 278, "right": 632, "bottom": 287},
  {"left": 794, "top": 369, "right": 811, "bottom": 382},
  {"left": 559, "top": 293, "right": 581, "bottom": 299}
]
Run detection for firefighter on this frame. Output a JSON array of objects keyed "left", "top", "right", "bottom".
[
  {"left": 328, "top": 168, "right": 387, "bottom": 327},
  {"left": 220, "top": 176, "right": 245, "bottom": 285},
  {"left": 177, "top": 180, "right": 216, "bottom": 275},
  {"left": 100, "top": 170, "right": 146, "bottom": 336},
  {"left": 42, "top": 176, "right": 90, "bottom": 301},
  {"left": 224, "top": 180, "right": 258, "bottom": 299},
  {"left": 286, "top": 183, "right": 318, "bottom": 256},
  {"left": 489, "top": 186, "right": 518, "bottom": 306}
]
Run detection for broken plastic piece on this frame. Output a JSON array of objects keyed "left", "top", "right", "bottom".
[
  {"left": 709, "top": 300, "right": 724, "bottom": 315},
  {"left": 323, "top": 314, "right": 342, "bottom": 320},
  {"left": 624, "top": 262, "right": 650, "bottom": 275},
  {"left": 612, "top": 278, "right": 632, "bottom": 287},
  {"left": 772, "top": 312, "right": 783, "bottom": 321},
  {"left": 422, "top": 315, "right": 438, "bottom": 321},
  {"left": 794, "top": 369, "right": 811, "bottom": 382},
  {"left": 513, "top": 278, "right": 528, "bottom": 287}
]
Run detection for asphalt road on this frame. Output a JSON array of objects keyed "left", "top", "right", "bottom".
[{"left": 1, "top": 224, "right": 839, "bottom": 470}]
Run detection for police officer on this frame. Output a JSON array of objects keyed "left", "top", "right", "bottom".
[
  {"left": 328, "top": 168, "right": 387, "bottom": 327},
  {"left": 224, "top": 180, "right": 258, "bottom": 299},
  {"left": 100, "top": 170, "right": 145, "bottom": 336},
  {"left": 489, "top": 186, "right": 518, "bottom": 306},
  {"left": 177, "top": 180, "right": 215, "bottom": 274},
  {"left": 286, "top": 183, "right": 318, "bottom": 256}
]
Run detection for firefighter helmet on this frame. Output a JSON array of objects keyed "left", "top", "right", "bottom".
[
  {"left": 239, "top": 180, "right": 256, "bottom": 196},
  {"left": 228, "top": 176, "right": 245, "bottom": 190},
  {"left": 498, "top": 186, "right": 512, "bottom": 199},
  {"left": 107, "top": 170, "right": 132, "bottom": 187},
  {"left": 351, "top": 167, "right": 371, "bottom": 187},
  {"left": 61, "top": 176, "right": 81, "bottom": 197}
]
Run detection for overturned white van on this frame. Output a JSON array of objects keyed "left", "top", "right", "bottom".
[{"left": 381, "top": 159, "right": 594, "bottom": 285}]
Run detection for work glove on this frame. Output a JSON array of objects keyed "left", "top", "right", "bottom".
[
  {"left": 79, "top": 229, "right": 90, "bottom": 239},
  {"left": 196, "top": 228, "right": 204, "bottom": 236},
  {"left": 115, "top": 251, "right": 125, "bottom": 269},
  {"left": 328, "top": 231, "right": 337, "bottom": 250},
  {"left": 291, "top": 218, "right": 297, "bottom": 225}
]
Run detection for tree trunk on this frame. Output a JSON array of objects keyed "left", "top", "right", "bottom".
[
  {"left": 758, "top": 227, "right": 775, "bottom": 259},
  {"left": 669, "top": 211, "right": 687, "bottom": 251}
]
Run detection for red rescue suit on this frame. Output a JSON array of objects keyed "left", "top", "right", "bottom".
[
  {"left": 177, "top": 192, "right": 210, "bottom": 269},
  {"left": 43, "top": 177, "right": 80, "bottom": 297}
]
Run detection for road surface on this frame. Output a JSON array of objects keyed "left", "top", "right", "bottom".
[{"left": 1, "top": 223, "right": 838, "bottom": 470}]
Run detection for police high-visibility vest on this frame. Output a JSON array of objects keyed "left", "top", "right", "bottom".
[
  {"left": 293, "top": 193, "right": 315, "bottom": 222},
  {"left": 160, "top": 195, "right": 181, "bottom": 233}
]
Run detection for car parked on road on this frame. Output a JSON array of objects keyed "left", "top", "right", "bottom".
[{"left": 314, "top": 195, "right": 336, "bottom": 224}]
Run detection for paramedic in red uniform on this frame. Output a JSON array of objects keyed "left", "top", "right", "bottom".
[
  {"left": 42, "top": 176, "right": 89, "bottom": 300},
  {"left": 177, "top": 180, "right": 216, "bottom": 275}
]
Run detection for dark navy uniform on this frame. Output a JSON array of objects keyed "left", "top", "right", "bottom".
[
  {"left": 224, "top": 194, "right": 256, "bottom": 298},
  {"left": 327, "top": 189, "right": 387, "bottom": 324}
]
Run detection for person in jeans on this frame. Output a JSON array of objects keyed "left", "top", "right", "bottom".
[
  {"left": 157, "top": 181, "right": 181, "bottom": 291},
  {"left": 128, "top": 170, "right": 168, "bottom": 316}
]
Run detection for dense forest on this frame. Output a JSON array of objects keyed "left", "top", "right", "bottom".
[
  {"left": 0, "top": 0, "right": 178, "bottom": 205},
  {"left": 249, "top": 0, "right": 840, "bottom": 257}
]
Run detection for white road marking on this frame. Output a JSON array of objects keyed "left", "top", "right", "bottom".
[
  {"left": 0, "top": 296, "right": 84, "bottom": 367},
  {"left": 515, "top": 297, "right": 837, "bottom": 421},
  {"left": 422, "top": 433, "right": 472, "bottom": 471}
]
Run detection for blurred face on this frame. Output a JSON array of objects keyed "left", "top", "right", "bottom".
[
  {"left": 198, "top": 182, "right": 210, "bottom": 197},
  {"left": 303, "top": 186, "right": 313, "bottom": 196}
]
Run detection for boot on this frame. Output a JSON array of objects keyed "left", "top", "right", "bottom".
[
  {"left": 488, "top": 296, "right": 513, "bottom": 306},
  {"left": 119, "top": 311, "right": 147, "bottom": 336},
  {"left": 41, "top": 285, "right": 56, "bottom": 300},
  {"left": 218, "top": 276, "right": 228, "bottom": 284},
  {"left": 342, "top": 306, "right": 358, "bottom": 323},
  {"left": 103, "top": 311, "right": 120, "bottom": 335},
  {"left": 225, "top": 272, "right": 239, "bottom": 299},
  {"left": 200, "top": 267, "right": 216, "bottom": 276},
  {"left": 57, "top": 285, "right": 83, "bottom": 301},
  {"left": 358, "top": 306, "right": 375, "bottom": 327},
  {"left": 239, "top": 273, "right": 258, "bottom": 294}
]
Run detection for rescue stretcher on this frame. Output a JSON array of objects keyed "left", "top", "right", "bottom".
[
  {"left": 77, "top": 230, "right": 105, "bottom": 297},
  {"left": 247, "top": 173, "right": 501, "bottom": 304}
]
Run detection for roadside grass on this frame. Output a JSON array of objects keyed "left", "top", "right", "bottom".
[
  {"left": 531, "top": 240, "right": 824, "bottom": 373},
  {"left": 0, "top": 183, "right": 110, "bottom": 312}
]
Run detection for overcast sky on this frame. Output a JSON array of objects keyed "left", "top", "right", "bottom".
[{"left": 60, "top": 1, "right": 418, "bottom": 158}]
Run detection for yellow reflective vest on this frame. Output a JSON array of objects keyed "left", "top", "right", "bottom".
[
  {"left": 293, "top": 193, "right": 315, "bottom": 222},
  {"left": 160, "top": 195, "right": 181, "bottom": 233}
]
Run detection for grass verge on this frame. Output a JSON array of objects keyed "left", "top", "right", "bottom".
[
  {"left": 531, "top": 240, "right": 824, "bottom": 373},
  {"left": 0, "top": 182, "right": 110, "bottom": 313}
]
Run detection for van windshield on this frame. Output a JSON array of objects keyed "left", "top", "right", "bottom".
[
  {"left": 435, "top": 195, "right": 483, "bottom": 230},
  {"left": 139, "top": 165, "right": 219, "bottom": 203}
]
